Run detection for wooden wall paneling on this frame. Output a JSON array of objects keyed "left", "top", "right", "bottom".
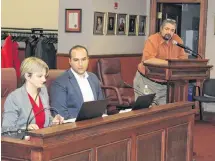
[
  {"left": 96, "top": 139, "right": 131, "bottom": 161},
  {"left": 166, "top": 123, "right": 190, "bottom": 161},
  {"left": 136, "top": 130, "right": 164, "bottom": 161},
  {"left": 18, "top": 49, "right": 25, "bottom": 63},
  {"left": 51, "top": 149, "right": 93, "bottom": 161}
]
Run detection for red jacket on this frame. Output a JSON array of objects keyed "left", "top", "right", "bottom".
[
  {"left": 1, "top": 36, "right": 13, "bottom": 68},
  {"left": 1, "top": 36, "right": 21, "bottom": 78}
]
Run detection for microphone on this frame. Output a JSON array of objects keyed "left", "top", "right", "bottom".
[
  {"left": 22, "top": 88, "right": 41, "bottom": 139},
  {"left": 172, "top": 40, "right": 191, "bottom": 50},
  {"left": 27, "top": 107, "right": 60, "bottom": 126},
  {"left": 122, "top": 81, "right": 145, "bottom": 96},
  {"left": 1, "top": 128, "right": 26, "bottom": 139},
  {"left": 172, "top": 40, "right": 203, "bottom": 59},
  {"left": 2, "top": 107, "right": 61, "bottom": 139},
  {"left": 121, "top": 81, "right": 158, "bottom": 106},
  {"left": 21, "top": 107, "right": 60, "bottom": 139}
]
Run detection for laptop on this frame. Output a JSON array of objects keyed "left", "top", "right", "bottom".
[
  {"left": 75, "top": 99, "right": 108, "bottom": 122},
  {"left": 132, "top": 93, "right": 156, "bottom": 110}
]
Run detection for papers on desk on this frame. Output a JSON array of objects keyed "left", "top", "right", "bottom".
[
  {"left": 63, "top": 118, "right": 76, "bottom": 123},
  {"left": 102, "top": 114, "right": 108, "bottom": 117},
  {"left": 119, "top": 109, "right": 132, "bottom": 113},
  {"left": 63, "top": 114, "right": 108, "bottom": 124}
]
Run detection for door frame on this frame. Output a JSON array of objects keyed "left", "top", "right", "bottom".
[{"left": 150, "top": 0, "right": 208, "bottom": 58}]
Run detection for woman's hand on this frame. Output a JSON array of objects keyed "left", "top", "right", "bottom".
[
  {"left": 27, "top": 124, "right": 39, "bottom": 130},
  {"left": 52, "top": 114, "right": 64, "bottom": 125}
]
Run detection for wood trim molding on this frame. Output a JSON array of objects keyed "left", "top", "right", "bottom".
[
  {"left": 198, "top": 0, "right": 208, "bottom": 58},
  {"left": 150, "top": 0, "right": 157, "bottom": 34},
  {"left": 150, "top": 0, "right": 208, "bottom": 58},
  {"left": 57, "top": 53, "right": 142, "bottom": 58}
]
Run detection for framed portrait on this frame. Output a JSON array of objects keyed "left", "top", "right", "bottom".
[
  {"left": 65, "top": 9, "right": 82, "bottom": 32},
  {"left": 93, "top": 12, "right": 105, "bottom": 35},
  {"left": 116, "top": 14, "right": 127, "bottom": 35},
  {"left": 106, "top": 12, "right": 116, "bottom": 35},
  {"left": 128, "top": 15, "right": 137, "bottom": 36},
  {"left": 137, "top": 15, "right": 146, "bottom": 36}
]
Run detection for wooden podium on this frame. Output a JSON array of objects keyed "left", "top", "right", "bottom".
[
  {"left": 144, "top": 59, "right": 213, "bottom": 103},
  {"left": 2, "top": 102, "right": 196, "bottom": 161}
]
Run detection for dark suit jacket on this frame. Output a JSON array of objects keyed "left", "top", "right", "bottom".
[{"left": 50, "top": 70, "right": 104, "bottom": 119}]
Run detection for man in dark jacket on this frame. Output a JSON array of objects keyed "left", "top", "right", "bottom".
[{"left": 50, "top": 45, "right": 104, "bottom": 119}]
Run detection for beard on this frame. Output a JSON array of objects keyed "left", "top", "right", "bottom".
[{"left": 162, "top": 34, "right": 172, "bottom": 41}]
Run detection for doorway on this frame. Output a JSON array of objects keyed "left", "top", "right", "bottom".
[
  {"left": 150, "top": 0, "right": 208, "bottom": 59},
  {"left": 156, "top": 3, "right": 200, "bottom": 58},
  {"left": 156, "top": 3, "right": 182, "bottom": 36}
]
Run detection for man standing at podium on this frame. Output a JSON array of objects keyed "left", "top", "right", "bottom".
[{"left": 134, "top": 19, "right": 188, "bottom": 105}]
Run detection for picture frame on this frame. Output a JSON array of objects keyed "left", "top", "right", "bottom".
[
  {"left": 137, "top": 15, "right": 146, "bottom": 36},
  {"left": 93, "top": 12, "right": 105, "bottom": 35},
  {"left": 116, "top": 14, "right": 127, "bottom": 35},
  {"left": 106, "top": 12, "right": 116, "bottom": 35},
  {"left": 128, "top": 15, "right": 137, "bottom": 36},
  {"left": 65, "top": 9, "right": 82, "bottom": 32}
]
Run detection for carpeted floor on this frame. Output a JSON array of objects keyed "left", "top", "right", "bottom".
[{"left": 193, "top": 121, "right": 215, "bottom": 161}]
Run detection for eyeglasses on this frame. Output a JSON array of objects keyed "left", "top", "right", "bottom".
[{"left": 166, "top": 18, "right": 176, "bottom": 23}]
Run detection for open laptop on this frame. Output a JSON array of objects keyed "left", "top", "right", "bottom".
[
  {"left": 132, "top": 93, "right": 156, "bottom": 110},
  {"left": 75, "top": 99, "right": 108, "bottom": 122}
]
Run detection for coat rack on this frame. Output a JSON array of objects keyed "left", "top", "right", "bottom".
[{"left": 1, "top": 27, "right": 58, "bottom": 43}]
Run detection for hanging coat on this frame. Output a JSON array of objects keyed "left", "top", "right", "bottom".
[
  {"left": 1, "top": 36, "right": 13, "bottom": 68},
  {"left": 1, "top": 36, "right": 21, "bottom": 78},
  {"left": 34, "top": 37, "right": 56, "bottom": 69}
]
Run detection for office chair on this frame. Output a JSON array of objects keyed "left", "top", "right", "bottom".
[
  {"left": 45, "top": 69, "right": 65, "bottom": 96},
  {"left": 97, "top": 58, "right": 135, "bottom": 112},
  {"left": 192, "top": 79, "right": 215, "bottom": 120}
]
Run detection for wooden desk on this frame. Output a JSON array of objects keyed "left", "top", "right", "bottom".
[{"left": 2, "top": 102, "right": 196, "bottom": 161}]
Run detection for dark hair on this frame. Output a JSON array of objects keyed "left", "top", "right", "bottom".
[{"left": 69, "top": 45, "right": 89, "bottom": 58}]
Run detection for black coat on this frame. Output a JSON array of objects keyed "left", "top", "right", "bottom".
[{"left": 25, "top": 36, "right": 56, "bottom": 69}]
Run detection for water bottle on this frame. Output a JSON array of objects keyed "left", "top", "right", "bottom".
[{"left": 143, "top": 85, "right": 150, "bottom": 95}]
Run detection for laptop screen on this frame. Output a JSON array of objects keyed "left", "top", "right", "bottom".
[
  {"left": 75, "top": 99, "right": 108, "bottom": 122},
  {"left": 132, "top": 93, "right": 156, "bottom": 110}
]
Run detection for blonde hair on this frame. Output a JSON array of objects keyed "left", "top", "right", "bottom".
[{"left": 20, "top": 57, "right": 49, "bottom": 85}]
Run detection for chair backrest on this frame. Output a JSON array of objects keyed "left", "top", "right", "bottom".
[
  {"left": 45, "top": 69, "right": 65, "bottom": 96},
  {"left": 97, "top": 58, "right": 124, "bottom": 97},
  {"left": 1, "top": 68, "right": 17, "bottom": 115},
  {"left": 203, "top": 79, "right": 215, "bottom": 97}
]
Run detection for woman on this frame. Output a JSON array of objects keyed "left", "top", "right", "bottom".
[{"left": 2, "top": 57, "right": 64, "bottom": 139}]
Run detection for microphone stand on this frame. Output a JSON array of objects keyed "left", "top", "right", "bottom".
[
  {"left": 22, "top": 107, "right": 61, "bottom": 138},
  {"left": 185, "top": 48, "right": 203, "bottom": 59},
  {"left": 27, "top": 107, "right": 60, "bottom": 127},
  {"left": 123, "top": 81, "right": 158, "bottom": 105},
  {"left": 22, "top": 90, "right": 40, "bottom": 140}
]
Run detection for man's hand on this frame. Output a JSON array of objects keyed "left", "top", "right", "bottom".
[{"left": 52, "top": 114, "right": 64, "bottom": 125}]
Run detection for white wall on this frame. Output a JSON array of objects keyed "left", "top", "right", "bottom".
[
  {"left": 205, "top": 0, "right": 215, "bottom": 78},
  {"left": 58, "top": 0, "right": 94, "bottom": 54},
  {"left": 1, "top": 0, "right": 59, "bottom": 29},
  {"left": 58, "top": 0, "right": 149, "bottom": 55}
]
